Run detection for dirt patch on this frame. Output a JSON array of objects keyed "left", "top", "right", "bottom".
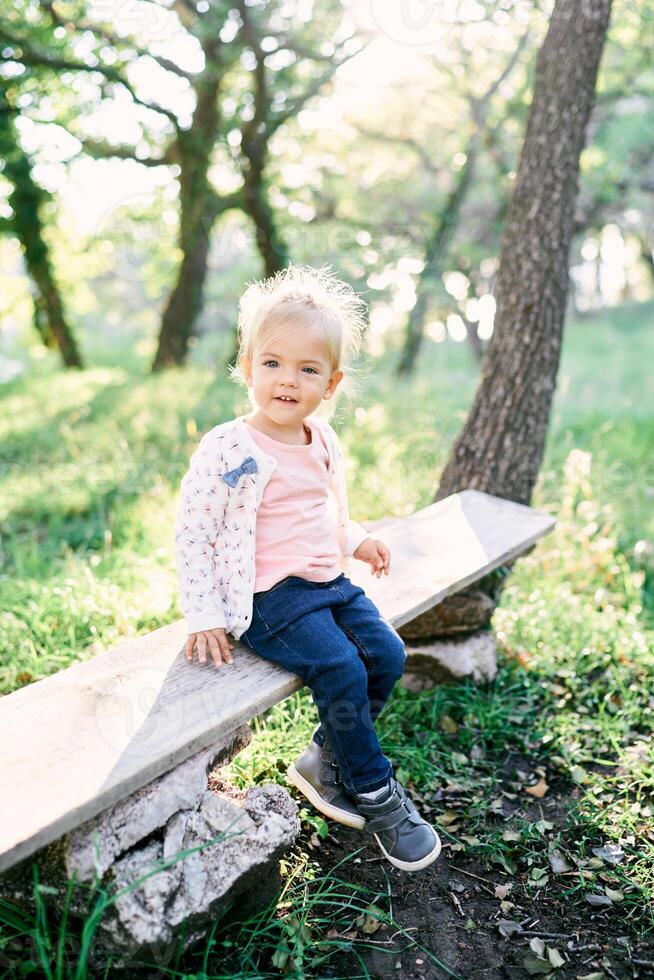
[{"left": 295, "top": 776, "right": 654, "bottom": 980}]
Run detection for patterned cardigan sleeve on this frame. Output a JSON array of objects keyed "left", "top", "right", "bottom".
[{"left": 174, "top": 430, "right": 230, "bottom": 634}]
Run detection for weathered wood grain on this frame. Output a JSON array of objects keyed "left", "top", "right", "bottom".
[{"left": 0, "top": 489, "right": 554, "bottom": 872}]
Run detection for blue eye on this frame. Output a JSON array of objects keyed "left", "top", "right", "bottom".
[{"left": 262, "top": 360, "right": 318, "bottom": 374}]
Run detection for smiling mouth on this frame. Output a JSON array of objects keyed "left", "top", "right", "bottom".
[{"left": 275, "top": 396, "right": 297, "bottom": 403}]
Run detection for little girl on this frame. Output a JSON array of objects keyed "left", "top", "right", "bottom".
[{"left": 175, "top": 265, "right": 441, "bottom": 872}]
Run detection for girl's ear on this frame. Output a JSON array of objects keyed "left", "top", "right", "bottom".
[
  {"left": 324, "top": 368, "right": 343, "bottom": 399},
  {"left": 240, "top": 354, "right": 252, "bottom": 385}
]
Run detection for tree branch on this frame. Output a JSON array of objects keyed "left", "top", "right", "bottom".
[
  {"left": 266, "top": 38, "right": 366, "bottom": 137},
  {"left": 75, "top": 135, "right": 175, "bottom": 166},
  {"left": 0, "top": 26, "right": 180, "bottom": 128},
  {"left": 353, "top": 124, "right": 442, "bottom": 177},
  {"left": 206, "top": 188, "right": 245, "bottom": 221},
  {"left": 467, "top": 29, "right": 531, "bottom": 130},
  {"left": 38, "top": 0, "right": 195, "bottom": 81}
]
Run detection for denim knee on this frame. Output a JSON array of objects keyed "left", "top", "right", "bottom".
[
  {"left": 383, "top": 631, "right": 408, "bottom": 681},
  {"left": 307, "top": 653, "right": 370, "bottom": 732}
]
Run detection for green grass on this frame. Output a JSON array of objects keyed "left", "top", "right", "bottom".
[{"left": 1, "top": 299, "right": 653, "bottom": 973}]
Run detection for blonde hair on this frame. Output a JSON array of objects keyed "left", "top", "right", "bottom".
[{"left": 229, "top": 264, "right": 367, "bottom": 422}]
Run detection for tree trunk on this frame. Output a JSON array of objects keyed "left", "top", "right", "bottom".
[
  {"left": 436, "top": 0, "right": 613, "bottom": 506},
  {"left": 244, "top": 176, "right": 289, "bottom": 276},
  {"left": 152, "top": 206, "right": 213, "bottom": 370},
  {"left": 241, "top": 131, "right": 289, "bottom": 277},
  {"left": 152, "top": 65, "right": 224, "bottom": 371},
  {"left": 635, "top": 232, "right": 654, "bottom": 285},
  {"left": 396, "top": 289, "right": 429, "bottom": 377},
  {"left": 464, "top": 316, "right": 484, "bottom": 363},
  {"left": 396, "top": 141, "right": 478, "bottom": 378},
  {"left": 0, "top": 96, "right": 82, "bottom": 368},
  {"left": 26, "top": 257, "right": 82, "bottom": 367}
]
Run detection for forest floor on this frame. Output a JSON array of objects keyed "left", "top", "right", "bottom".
[
  {"left": 298, "top": 760, "right": 654, "bottom": 979},
  {"left": 1, "top": 302, "right": 653, "bottom": 977}
]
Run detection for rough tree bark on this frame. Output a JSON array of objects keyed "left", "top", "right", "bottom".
[
  {"left": 0, "top": 9, "right": 352, "bottom": 371},
  {"left": 151, "top": 36, "right": 237, "bottom": 372},
  {"left": 436, "top": 0, "right": 613, "bottom": 505},
  {"left": 0, "top": 94, "right": 82, "bottom": 368}
]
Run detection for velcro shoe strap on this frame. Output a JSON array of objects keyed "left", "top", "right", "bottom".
[
  {"left": 363, "top": 799, "right": 413, "bottom": 834},
  {"left": 320, "top": 765, "right": 340, "bottom": 785}
]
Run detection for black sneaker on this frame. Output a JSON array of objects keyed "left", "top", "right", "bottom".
[
  {"left": 287, "top": 741, "right": 365, "bottom": 830},
  {"left": 353, "top": 777, "right": 441, "bottom": 871}
]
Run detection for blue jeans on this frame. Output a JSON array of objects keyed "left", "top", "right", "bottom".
[{"left": 240, "top": 573, "right": 408, "bottom": 795}]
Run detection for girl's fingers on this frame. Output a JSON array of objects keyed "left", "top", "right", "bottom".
[
  {"left": 207, "top": 632, "right": 223, "bottom": 668},
  {"left": 197, "top": 633, "right": 207, "bottom": 665},
  {"left": 185, "top": 631, "right": 234, "bottom": 666},
  {"left": 218, "top": 631, "right": 235, "bottom": 658}
]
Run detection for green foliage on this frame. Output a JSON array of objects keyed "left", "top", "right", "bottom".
[{"left": 0, "top": 301, "right": 653, "bottom": 971}]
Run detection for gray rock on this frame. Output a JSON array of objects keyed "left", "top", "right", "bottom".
[
  {"left": 66, "top": 724, "right": 252, "bottom": 881},
  {"left": 397, "top": 589, "right": 497, "bottom": 640},
  {"left": 401, "top": 630, "right": 498, "bottom": 687},
  {"left": 0, "top": 723, "right": 301, "bottom": 961},
  {"left": 198, "top": 791, "right": 255, "bottom": 836},
  {"left": 97, "top": 782, "right": 300, "bottom": 958}
]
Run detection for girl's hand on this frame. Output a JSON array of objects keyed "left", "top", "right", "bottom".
[
  {"left": 186, "top": 628, "right": 235, "bottom": 668},
  {"left": 353, "top": 538, "right": 391, "bottom": 578}
]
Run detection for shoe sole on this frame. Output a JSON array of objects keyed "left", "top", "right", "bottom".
[
  {"left": 373, "top": 830, "right": 442, "bottom": 871},
  {"left": 286, "top": 764, "right": 366, "bottom": 830}
]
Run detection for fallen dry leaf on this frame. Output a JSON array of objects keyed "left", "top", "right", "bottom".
[
  {"left": 585, "top": 893, "right": 612, "bottom": 907},
  {"left": 592, "top": 843, "right": 625, "bottom": 865},
  {"left": 525, "top": 777, "right": 549, "bottom": 798},
  {"left": 502, "top": 829, "right": 522, "bottom": 842},
  {"left": 548, "top": 850, "right": 573, "bottom": 873}
]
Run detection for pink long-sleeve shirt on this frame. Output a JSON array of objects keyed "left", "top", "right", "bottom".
[
  {"left": 174, "top": 413, "right": 370, "bottom": 638},
  {"left": 246, "top": 419, "right": 342, "bottom": 592}
]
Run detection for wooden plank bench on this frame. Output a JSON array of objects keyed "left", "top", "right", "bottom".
[
  {"left": 0, "top": 489, "right": 555, "bottom": 956},
  {"left": 0, "top": 489, "right": 554, "bottom": 874}
]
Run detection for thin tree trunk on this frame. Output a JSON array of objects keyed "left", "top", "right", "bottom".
[
  {"left": 464, "top": 316, "right": 484, "bottom": 363},
  {"left": 396, "top": 141, "right": 478, "bottom": 378},
  {"left": 152, "top": 211, "right": 213, "bottom": 370},
  {"left": 396, "top": 36, "right": 528, "bottom": 379},
  {"left": 436, "top": 0, "right": 613, "bottom": 506},
  {"left": 0, "top": 96, "right": 82, "bottom": 368},
  {"left": 635, "top": 232, "right": 654, "bottom": 284},
  {"left": 152, "top": 55, "right": 227, "bottom": 371},
  {"left": 243, "top": 171, "right": 289, "bottom": 276},
  {"left": 396, "top": 289, "right": 429, "bottom": 376}
]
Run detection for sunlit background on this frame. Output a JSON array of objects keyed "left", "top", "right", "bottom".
[{"left": 2, "top": 0, "right": 651, "bottom": 378}]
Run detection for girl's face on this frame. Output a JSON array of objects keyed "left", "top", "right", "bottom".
[{"left": 241, "top": 321, "right": 343, "bottom": 426}]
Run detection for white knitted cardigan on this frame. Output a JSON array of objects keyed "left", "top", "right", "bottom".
[{"left": 174, "top": 413, "right": 370, "bottom": 638}]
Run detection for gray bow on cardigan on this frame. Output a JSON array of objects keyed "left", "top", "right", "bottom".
[{"left": 220, "top": 456, "right": 258, "bottom": 488}]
